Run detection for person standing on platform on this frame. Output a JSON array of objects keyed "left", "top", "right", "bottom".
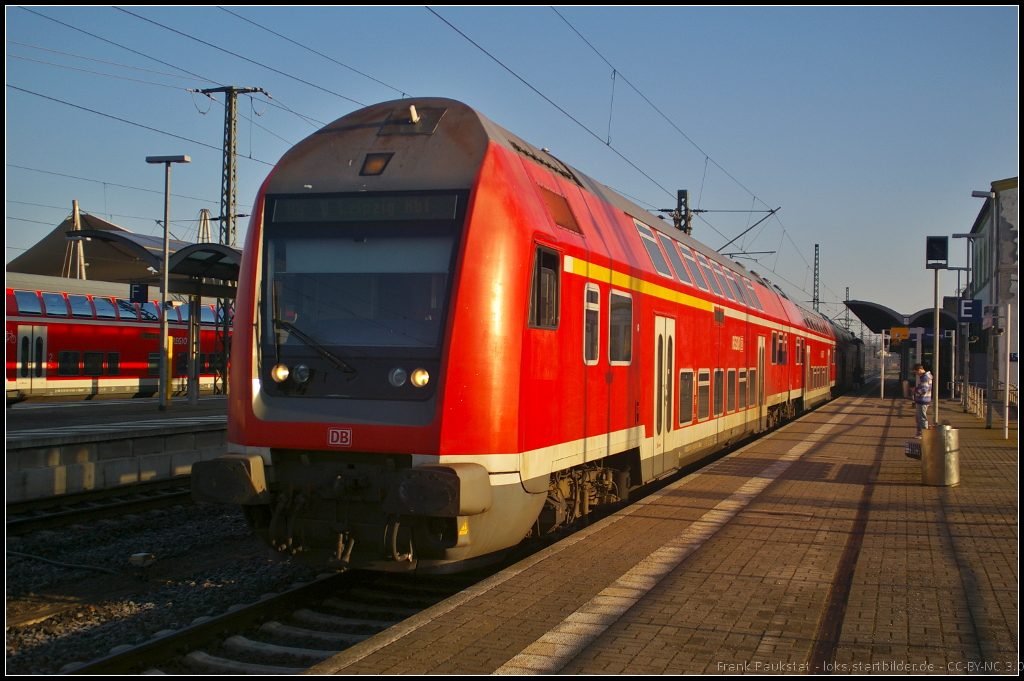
[{"left": 911, "top": 363, "right": 932, "bottom": 438}]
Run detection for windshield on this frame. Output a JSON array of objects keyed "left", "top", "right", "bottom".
[
  {"left": 268, "top": 234, "right": 454, "bottom": 348},
  {"left": 260, "top": 191, "right": 464, "bottom": 400}
]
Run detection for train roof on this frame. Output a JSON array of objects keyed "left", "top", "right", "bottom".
[{"left": 270, "top": 97, "right": 834, "bottom": 337}]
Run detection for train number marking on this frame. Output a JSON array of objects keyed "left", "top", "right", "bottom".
[{"left": 328, "top": 427, "right": 352, "bottom": 448}]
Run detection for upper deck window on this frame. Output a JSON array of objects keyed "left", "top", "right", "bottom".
[
  {"left": 679, "top": 247, "right": 709, "bottom": 291},
  {"left": 743, "top": 279, "right": 764, "bottom": 312},
  {"left": 658, "top": 234, "right": 693, "bottom": 286},
  {"left": 68, "top": 295, "right": 94, "bottom": 318},
  {"left": 94, "top": 297, "right": 117, "bottom": 319},
  {"left": 633, "top": 220, "right": 673, "bottom": 279},
  {"left": 116, "top": 299, "right": 138, "bottom": 321},
  {"left": 140, "top": 302, "right": 160, "bottom": 322},
  {"left": 710, "top": 262, "right": 736, "bottom": 302},
  {"left": 694, "top": 253, "right": 724, "bottom": 297},
  {"left": 42, "top": 293, "right": 68, "bottom": 317},
  {"left": 14, "top": 291, "right": 42, "bottom": 315}
]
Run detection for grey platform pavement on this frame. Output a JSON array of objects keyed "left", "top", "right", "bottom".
[{"left": 308, "top": 392, "right": 1018, "bottom": 675}]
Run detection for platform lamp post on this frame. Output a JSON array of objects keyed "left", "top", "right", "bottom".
[
  {"left": 925, "top": 236, "right": 948, "bottom": 427},
  {"left": 147, "top": 155, "right": 191, "bottom": 412}
]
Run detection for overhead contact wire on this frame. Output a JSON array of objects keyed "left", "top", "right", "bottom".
[{"left": 426, "top": 7, "right": 675, "bottom": 200}]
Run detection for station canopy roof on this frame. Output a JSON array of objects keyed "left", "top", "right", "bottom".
[
  {"left": 844, "top": 300, "right": 958, "bottom": 334},
  {"left": 6, "top": 213, "right": 241, "bottom": 298}
]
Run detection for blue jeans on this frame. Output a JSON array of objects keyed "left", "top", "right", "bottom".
[{"left": 915, "top": 402, "right": 929, "bottom": 433}]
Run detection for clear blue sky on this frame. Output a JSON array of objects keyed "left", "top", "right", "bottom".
[{"left": 6, "top": 6, "right": 1018, "bottom": 320}]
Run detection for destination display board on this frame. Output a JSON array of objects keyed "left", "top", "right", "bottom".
[{"left": 272, "top": 194, "right": 458, "bottom": 223}]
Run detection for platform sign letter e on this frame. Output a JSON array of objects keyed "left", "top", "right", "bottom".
[
  {"left": 328, "top": 428, "right": 352, "bottom": 448},
  {"left": 958, "top": 299, "right": 982, "bottom": 324}
]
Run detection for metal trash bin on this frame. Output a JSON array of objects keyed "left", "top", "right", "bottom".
[{"left": 921, "top": 425, "right": 959, "bottom": 486}]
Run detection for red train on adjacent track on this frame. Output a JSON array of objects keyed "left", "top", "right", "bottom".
[
  {"left": 193, "top": 98, "right": 862, "bottom": 573},
  {"left": 6, "top": 273, "right": 227, "bottom": 403}
]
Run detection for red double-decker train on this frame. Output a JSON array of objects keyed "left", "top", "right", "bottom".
[
  {"left": 6, "top": 272, "right": 227, "bottom": 403},
  {"left": 193, "top": 98, "right": 862, "bottom": 573}
]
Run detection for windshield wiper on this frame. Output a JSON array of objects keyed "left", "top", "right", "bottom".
[{"left": 273, "top": 319, "right": 359, "bottom": 378}]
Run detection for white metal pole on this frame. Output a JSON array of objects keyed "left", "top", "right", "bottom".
[
  {"left": 934, "top": 268, "right": 940, "bottom": 427},
  {"left": 159, "top": 162, "right": 171, "bottom": 412}
]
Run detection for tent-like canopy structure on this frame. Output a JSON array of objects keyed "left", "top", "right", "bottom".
[
  {"left": 6, "top": 213, "right": 240, "bottom": 297},
  {"left": 844, "top": 300, "right": 958, "bottom": 334}
]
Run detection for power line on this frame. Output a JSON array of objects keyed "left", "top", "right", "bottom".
[
  {"left": 6, "top": 40, "right": 218, "bottom": 83},
  {"left": 426, "top": 7, "right": 674, "bottom": 200},
  {"left": 6, "top": 164, "right": 228, "bottom": 205},
  {"left": 17, "top": 7, "right": 221, "bottom": 85},
  {"left": 114, "top": 6, "right": 366, "bottom": 107},
  {"left": 6, "top": 84, "right": 275, "bottom": 166},
  {"left": 217, "top": 7, "right": 409, "bottom": 98}
]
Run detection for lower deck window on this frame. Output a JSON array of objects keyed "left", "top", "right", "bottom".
[
  {"left": 678, "top": 370, "right": 694, "bottom": 425},
  {"left": 148, "top": 352, "right": 160, "bottom": 376},
  {"left": 83, "top": 352, "right": 104, "bottom": 377},
  {"left": 58, "top": 351, "right": 80, "bottom": 376},
  {"left": 697, "top": 371, "right": 710, "bottom": 420},
  {"left": 609, "top": 291, "right": 632, "bottom": 364},
  {"left": 727, "top": 369, "right": 736, "bottom": 412},
  {"left": 749, "top": 368, "right": 758, "bottom": 406},
  {"left": 107, "top": 352, "right": 120, "bottom": 376},
  {"left": 739, "top": 369, "right": 747, "bottom": 409},
  {"left": 713, "top": 369, "right": 724, "bottom": 416}
]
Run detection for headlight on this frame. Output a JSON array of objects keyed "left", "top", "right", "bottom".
[
  {"left": 388, "top": 367, "right": 408, "bottom": 387},
  {"left": 410, "top": 368, "right": 430, "bottom": 387},
  {"left": 293, "top": 364, "right": 311, "bottom": 384},
  {"left": 271, "top": 364, "right": 290, "bottom": 382}
]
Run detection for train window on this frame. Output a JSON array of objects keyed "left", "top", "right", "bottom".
[
  {"left": 743, "top": 279, "right": 764, "bottom": 312},
  {"left": 42, "top": 293, "right": 69, "bottom": 317},
  {"left": 795, "top": 338, "right": 803, "bottom": 365},
  {"left": 749, "top": 367, "right": 758, "bottom": 406},
  {"left": 713, "top": 369, "right": 724, "bottom": 416},
  {"left": 771, "top": 332, "right": 778, "bottom": 364},
  {"left": 710, "top": 262, "right": 736, "bottom": 302},
  {"left": 633, "top": 220, "right": 673, "bottom": 279},
  {"left": 584, "top": 283, "right": 600, "bottom": 365},
  {"left": 201, "top": 305, "right": 216, "bottom": 324},
  {"left": 94, "top": 297, "right": 117, "bottom": 319},
  {"left": 697, "top": 371, "right": 710, "bottom": 420},
  {"left": 727, "top": 369, "right": 736, "bottom": 412},
  {"left": 658, "top": 234, "right": 692, "bottom": 286},
  {"left": 694, "top": 253, "right": 724, "bottom": 297},
  {"left": 779, "top": 333, "right": 788, "bottom": 365},
  {"left": 538, "top": 185, "right": 582, "bottom": 234},
  {"left": 14, "top": 290, "right": 43, "bottom": 315},
  {"left": 200, "top": 353, "right": 208, "bottom": 373},
  {"left": 178, "top": 305, "right": 190, "bottom": 323},
  {"left": 35, "top": 337, "right": 44, "bottom": 377},
  {"left": 177, "top": 352, "right": 189, "bottom": 377},
  {"left": 140, "top": 302, "right": 160, "bottom": 322},
  {"left": 83, "top": 352, "right": 103, "bottom": 376},
  {"left": 739, "top": 369, "right": 747, "bottom": 409},
  {"left": 68, "top": 295, "right": 94, "bottom": 318},
  {"left": 107, "top": 352, "right": 120, "bottom": 376},
  {"left": 678, "top": 370, "right": 694, "bottom": 425},
  {"left": 608, "top": 291, "right": 632, "bottom": 365},
  {"left": 20, "top": 337, "right": 30, "bottom": 377},
  {"left": 725, "top": 271, "right": 750, "bottom": 307},
  {"left": 528, "top": 246, "right": 560, "bottom": 329},
  {"left": 679, "top": 247, "right": 709, "bottom": 291},
  {"left": 169, "top": 304, "right": 185, "bottom": 323},
  {"left": 57, "top": 351, "right": 80, "bottom": 376},
  {"left": 116, "top": 299, "right": 138, "bottom": 321},
  {"left": 148, "top": 352, "right": 160, "bottom": 376}
]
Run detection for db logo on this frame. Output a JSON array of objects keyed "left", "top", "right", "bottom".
[{"left": 328, "top": 428, "right": 352, "bottom": 448}]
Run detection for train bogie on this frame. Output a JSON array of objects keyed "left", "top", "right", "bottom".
[{"left": 197, "top": 98, "right": 861, "bottom": 573}]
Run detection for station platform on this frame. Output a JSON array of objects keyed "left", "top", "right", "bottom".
[
  {"left": 309, "top": 392, "right": 1018, "bottom": 675},
  {"left": 6, "top": 396, "right": 227, "bottom": 503}
]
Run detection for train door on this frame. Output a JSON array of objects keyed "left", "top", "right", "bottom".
[
  {"left": 757, "top": 335, "right": 766, "bottom": 430},
  {"left": 16, "top": 325, "right": 47, "bottom": 395},
  {"left": 652, "top": 316, "right": 675, "bottom": 474}
]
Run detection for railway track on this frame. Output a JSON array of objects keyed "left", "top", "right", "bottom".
[
  {"left": 63, "top": 570, "right": 475, "bottom": 675},
  {"left": 6, "top": 478, "right": 192, "bottom": 535}
]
